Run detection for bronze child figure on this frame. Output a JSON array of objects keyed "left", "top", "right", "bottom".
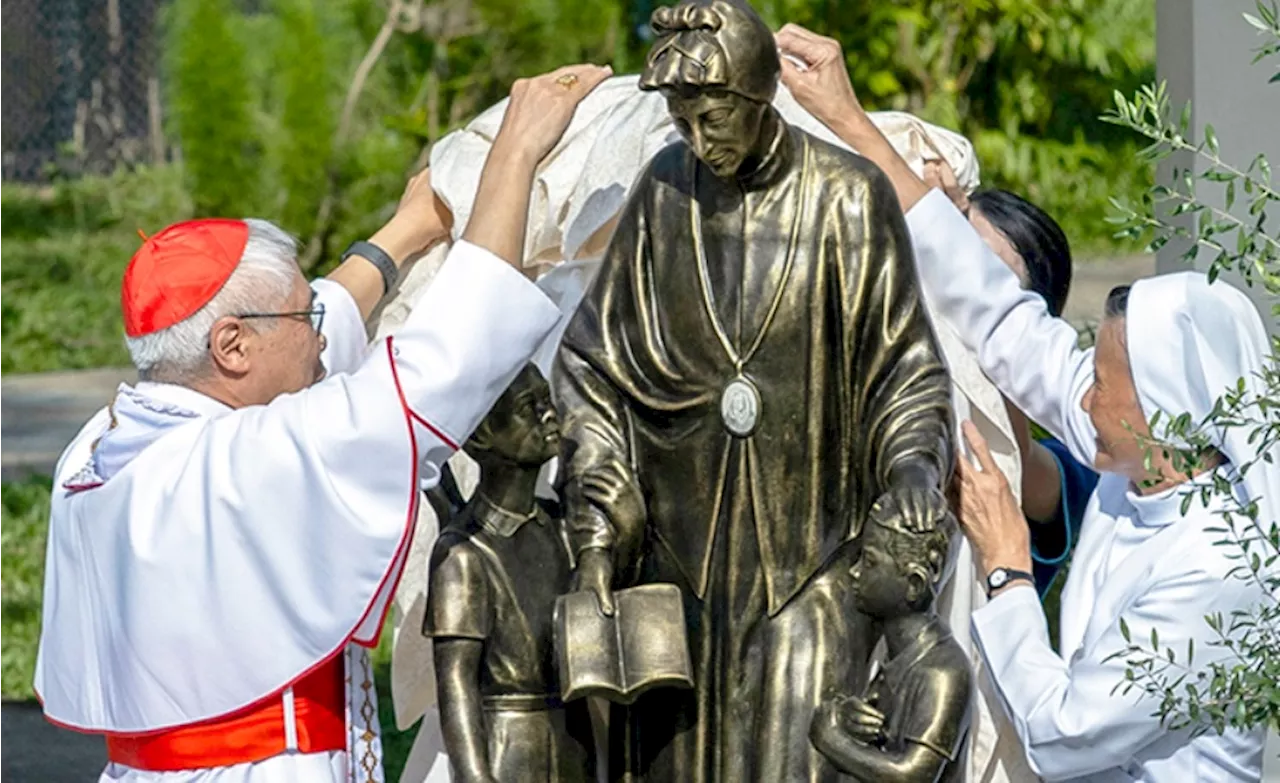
[
  {"left": 424, "top": 364, "right": 595, "bottom": 783},
  {"left": 810, "top": 516, "right": 972, "bottom": 783}
]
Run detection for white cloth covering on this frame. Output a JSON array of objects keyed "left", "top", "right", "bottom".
[
  {"left": 383, "top": 75, "right": 1033, "bottom": 783},
  {"left": 35, "top": 241, "right": 561, "bottom": 781},
  {"left": 906, "top": 187, "right": 1270, "bottom": 782}
]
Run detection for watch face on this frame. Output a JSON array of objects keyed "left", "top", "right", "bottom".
[{"left": 989, "top": 569, "right": 1009, "bottom": 588}]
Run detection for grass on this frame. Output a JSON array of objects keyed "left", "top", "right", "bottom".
[
  {"left": 1, "top": 166, "right": 192, "bottom": 374},
  {"left": 1, "top": 477, "right": 53, "bottom": 698}
]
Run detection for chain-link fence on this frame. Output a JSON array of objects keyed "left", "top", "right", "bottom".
[{"left": 2, "top": 0, "right": 167, "bottom": 181}]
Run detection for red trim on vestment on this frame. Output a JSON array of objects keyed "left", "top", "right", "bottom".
[
  {"left": 408, "top": 409, "right": 458, "bottom": 450},
  {"left": 353, "top": 335, "right": 427, "bottom": 647},
  {"left": 36, "top": 337, "right": 447, "bottom": 738}
]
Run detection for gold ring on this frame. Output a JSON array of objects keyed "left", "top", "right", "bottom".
[{"left": 556, "top": 73, "right": 579, "bottom": 89}]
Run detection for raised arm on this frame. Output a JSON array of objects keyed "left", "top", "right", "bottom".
[
  {"left": 157, "top": 64, "right": 615, "bottom": 661},
  {"left": 776, "top": 25, "right": 1097, "bottom": 467},
  {"left": 323, "top": 64, "right": 614, "bottom": 321}
]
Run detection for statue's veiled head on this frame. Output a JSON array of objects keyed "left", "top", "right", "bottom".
[
  {"left": 465, "top": 364, "right": 560, "bottom": 468},
  {"left": 850, "top": 517, "right": 952, "bottom": 620},
  {"left": 640, "top": 0, "right": 781, "bottom": 179}
]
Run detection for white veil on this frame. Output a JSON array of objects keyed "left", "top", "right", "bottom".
[{"left": 1127, "top": 272, "right": 1277, "bottom": 540}]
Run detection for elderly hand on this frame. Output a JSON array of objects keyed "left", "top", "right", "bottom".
[
  {"left": 494, "top": 64, "right": 613, "bottom": 168},
  {"left": 955, "top": 420, "right": 1032, "bottom": 579},
  {"left": 774, "top": 24, "right": 863, "bottom": 132},
  {"left": 373, "top": 167, "right": 454, "bottom": 260},
  {"left": 923, "top": 159, "right": 970, "bottom": 215}
]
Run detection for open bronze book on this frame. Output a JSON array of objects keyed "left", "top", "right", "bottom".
[{"left": 554, "top": 583, "right": 694, "bottom": 704}]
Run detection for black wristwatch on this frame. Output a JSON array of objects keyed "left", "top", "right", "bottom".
[
  {"left": 984, "top": 567, "right": 1034, "bottom": 597},
  {"left": 342, "top": 240, "right": 398, "bottom": 296}
]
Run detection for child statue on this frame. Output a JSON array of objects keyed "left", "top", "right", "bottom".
[
  {"left": 424, "top": 364, "right": 595, "bottom": 783},
  {"left": 809, "top": 514, "right": 973, "bottom": 783}
]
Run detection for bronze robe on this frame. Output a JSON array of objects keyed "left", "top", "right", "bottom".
[{"left": 554, "top": 122, "right": 952, "bottom": 783}]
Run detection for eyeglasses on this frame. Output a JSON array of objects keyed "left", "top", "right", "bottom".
[{"left": 236, "top": 301, "right": 326, "bottom": 333}]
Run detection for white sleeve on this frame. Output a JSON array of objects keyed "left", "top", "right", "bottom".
[
  {"left": 905, "top": 189, "right": 1098, "bottom": 467},
  {"left": 313, "top": 278, "right": 369, "bottom": 377},
  {"left": 971, "top": 571, "right": 1249, "bottom": 780},
  {"left": 33, "top": 242, "right": 563, "bottom": 732},
  {"left": 210, "top": 240, "right": 559, "bottom": 644}
]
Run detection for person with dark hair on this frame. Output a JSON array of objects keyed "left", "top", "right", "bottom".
[{"left": 922, "top": 174, "right": 1099, "bottom": 598}]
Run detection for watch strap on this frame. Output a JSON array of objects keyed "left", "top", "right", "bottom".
[
  {"left": 342, "top": 240, "right": 398, "bottom": 296},
  {"left": 985, "top": 567, "right": 1035, "bottom": 597}
]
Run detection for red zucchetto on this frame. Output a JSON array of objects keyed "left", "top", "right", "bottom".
[{"left": 121, "top": 219, "right": 250, "bottom": 337}]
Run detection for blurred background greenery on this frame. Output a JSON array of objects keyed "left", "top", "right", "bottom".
[{"left": 2, "top": 0, "right": 1155, "bottom": 376}]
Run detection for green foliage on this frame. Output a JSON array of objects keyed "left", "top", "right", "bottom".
[
  {"left": 1105, "top": 80, "right": 1280, "bottom": 305},
  {"left": 165, "top": 0, "right": 261, "bottom": 216},
  {"left": 1101, "top": 0, "right": 1280, "bottom": 735},
  {"left": 1, "top": 166, "right": 191, "bottom": 373},
  {"left": 268, "top": 0, "right": 340, "bottom": 238},
  {"left": 2, "top": 477, "right": 53, "bottom": 699},
  {"left": 373, "top": 631, "right": 418, "bottom": 782},
  {"left": 198, "top": 0, "right": 1157, "bottom": 259},
  {"left": 758, "top": 0, "right": 1155, "bottom": 252}
]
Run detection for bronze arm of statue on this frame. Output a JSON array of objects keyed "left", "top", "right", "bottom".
[
  {"left": 434, "top": 638, "right": 497, "bottom": 783},
  {"left": 810, "top": 708, "right": 951, "bottom": 783},
  {"left": 555, "top": 353, "right": 647, "bottom": 617}
]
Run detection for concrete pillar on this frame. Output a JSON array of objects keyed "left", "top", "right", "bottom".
[
  {"left": 1157, "top": 0, "right": 1279, "bottom": 334},
  {"left": 1157, "top": 4, "right": 1279, "bottom": 776}
]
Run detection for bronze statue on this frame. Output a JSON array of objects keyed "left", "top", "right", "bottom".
[
  {"left": 424, "top": 364, "right": 595, "bottom": 783},
  {"left": 552, "top": 1, "right": 957, "bottom": 780},
  {"left": 810, "top": 514, "right": 972, "bottom": 782}
]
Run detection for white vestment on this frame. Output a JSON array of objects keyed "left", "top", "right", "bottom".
[
  {"left": 906, "top": 188, "right": 1272, "bottom": 781},
  {"left": 34, "top": 242, "right": 562, "bottom": 782},
  {"left": 384, "top": 74, "right": 1035, "bottom": 783}
]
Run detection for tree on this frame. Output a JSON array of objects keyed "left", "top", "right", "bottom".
[
  {"left": 1103, "top": 0, "right": 1280, "bottom": 736},
  {"left": 165, "top": 0, "right": 260, "bottom": 216},
  {"left": 755, "top": 0, "right": 1156, "bottom": 251}
]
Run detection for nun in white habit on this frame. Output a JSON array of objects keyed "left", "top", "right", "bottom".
[
  {"left": 774, "top": 24, "right": 1275, "bottom": 779},
  {"left": 916, "top": 198, "right": 1275, "bottom": 782}
]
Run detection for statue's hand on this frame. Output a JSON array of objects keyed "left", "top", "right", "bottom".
[
  {"left": 871, "top": 485, "right": 951, "bottom": 535},
  {"left": 838, "top": 696, "right": 887, "bottom": 745},
  {"left": 811, "top": 695, "right": 886, "bottom": 755},
  {"left": 573, "top": 547, "right": 616, "bottom": 617},
  {"left": 809, "top": 697, "right": 847, "bottom": 752}
]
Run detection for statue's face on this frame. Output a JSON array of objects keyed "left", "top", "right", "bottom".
[
  {"left": 665, "top": 89, "right": 768, "bottom": 179},
  {"left": 849, "top": 537, "right": 927, "bottom": 619},
  {"left": 472, "top": 366, "right": 561, "bottom": 466}
]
